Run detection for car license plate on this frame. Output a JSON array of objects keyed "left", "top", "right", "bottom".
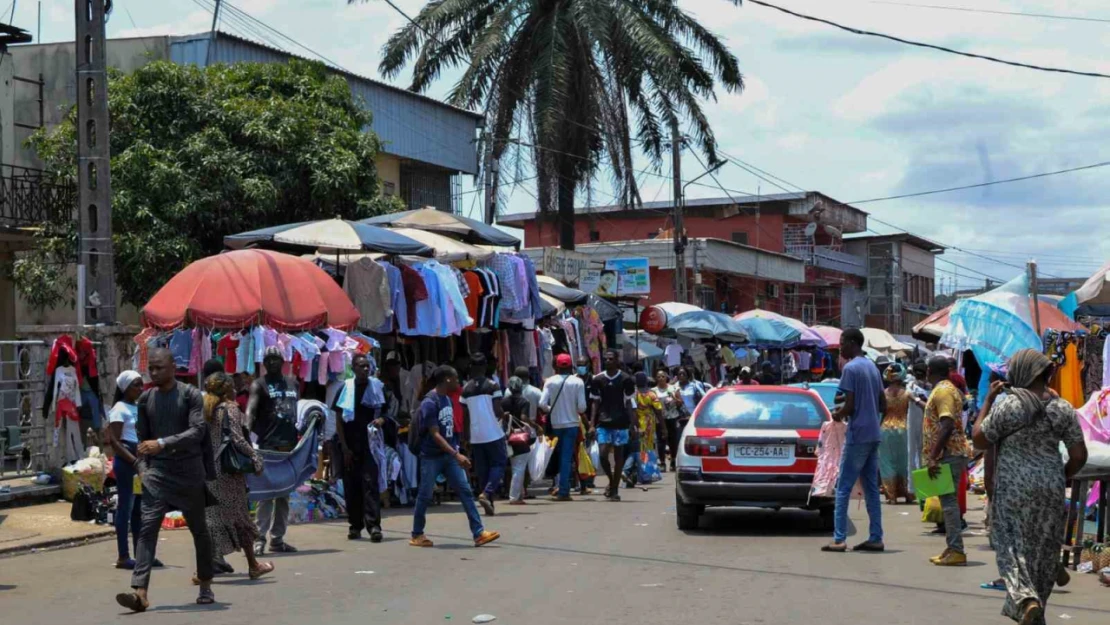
[{"left": 730, "top": 444, "right": 794, "bottom": 460}]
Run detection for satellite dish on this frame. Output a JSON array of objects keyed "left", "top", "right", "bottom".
[
  {"left": 804, "top": 222, "right": 818, "bottom": 238},
  {"left": 824, "top": 225, "right": 842, "bottom": 238}
]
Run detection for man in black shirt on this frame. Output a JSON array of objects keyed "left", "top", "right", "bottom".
[
  {"left": 248, "top": 347, "right": 300, "bottom": 554},
  {"left": 333, "top": 354, "right": 385, "bottom": 543},
  {"left": 589, "top": 349, "right": 635, "bottom": 501}
]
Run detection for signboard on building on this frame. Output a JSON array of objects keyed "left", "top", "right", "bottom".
[
  {"left": 603, "top": 257, "right": 650, "bottom": 296},
  {"left": 578, "top": 269, "right": 601, "bottom": 294},
  {"left": 542, "top": 248, "right": 591, "bottom": 285}
]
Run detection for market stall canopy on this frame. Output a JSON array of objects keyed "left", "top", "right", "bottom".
[
  {"left": 224, "top": 218, "right": 434, "bottom": 256},
  {"left": 387, "top": 227, "right": 494, "bottom": 262},
  {"left": 732, "top": 315, "right": 801, "bottom": 347},
  {"left": 539, "top": 293, "right": 564, "bottom": 317},
  {"left": 639, "top": 301, "right": 702, "bottom": 333},
  {"left": 660, "top": 310, "right": 749, "bottom": 343},
  {"left": 588, "top": 294, "right": 622, "bottom": 322},
  {"left": 536, "top": 275, "right": 589, "bottom": 305},
  {"left": 810, "top": 325, "right": 842, "bottom": 349},
  {"left": 360, "top": 208, "right": 520, "bottom": 248},
  {"left": 920, "top": 295, "right": 1079, "bottom": 343},
  {"left": 912, "top": 305, "right": 951, "bottom": 341},
  {"left": 1059, "top": 260, "right": 1110, "bottom": 318},
  {"left": 941, "top": 274, "right": 1082, "bottom": 381},
  {"left": 860, "top": 327, "right": 914, "bottom": 356},
  {"left": 141, "top": 250, "right": 359, "bottom": 331},
  {"left": 618, "top": 330, "right": 664, "bottom": 361},
  {"left": 734, "top": 309, "right": 826, "bottom": 347}
]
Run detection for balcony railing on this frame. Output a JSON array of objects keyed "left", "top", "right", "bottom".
[{"left": 0, "top": 164, "right": 77, "bottom": 227}]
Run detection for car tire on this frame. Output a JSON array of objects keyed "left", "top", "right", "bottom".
[
  {"left": 676, "top": 495, "right": 701, "bottom": 531},
  {"left": 819, "top": 506, "right": 835, "bottom": 531}
]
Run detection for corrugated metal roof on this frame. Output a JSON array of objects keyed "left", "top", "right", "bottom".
[{"left": 169, "top": 31, "right": 480, "bottom": 175}]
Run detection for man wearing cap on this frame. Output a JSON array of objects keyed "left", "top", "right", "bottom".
[
  {"left": 540, "top": 353, "right": 587, "bottom": 501},
  {"left": 248, "top": 346, "right": 300, "bottom": 554}
]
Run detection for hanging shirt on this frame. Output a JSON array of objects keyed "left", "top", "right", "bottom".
[
  {"left": 399, "top": 263, "right": 429, "bottom": 332},
  {"left": 237, "top": 331, "right": 255, "bottom": 375},
  {"left": 217, "top": 333, "right": 240, "bottom": 373},
  {"left": 489, "top": 254, "right": 525, "bottom": 313},
  {"left": 426, "top": 260, "right": 472, "bottom": 334},
  {"left": 51, "top": 365, "right": 83, "bottom": 426},
  {"left": 463, "top": 271, "right": 483, "bottom": 331},
  {"left": 344, "top": 258, "right": 391, "bottom": 331},
  {"left": 169, "top": 330, "right": 193, "bottom": 370},
  {"left": 374, "top": 261, "right": 404, "bottom": 334}
]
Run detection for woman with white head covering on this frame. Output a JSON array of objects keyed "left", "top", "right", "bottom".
[
  {"left": 973, "top": 349, "right": 1088, "bottom": 625},
  {"left": 107, "top": 370, "right": 162, "bottom": 570}
]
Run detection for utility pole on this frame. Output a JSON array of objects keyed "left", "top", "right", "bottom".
[
  {"left": 1028, "top": 261, "right": 1042, "bottom": 338},
  {"left": 671, "top": 118, "right": 686, "bottom": 304},
  {"left": 206, "top": 0, "right": 223, "bottom": 66},
  {"left": 75, "top": 0, "right": 115, "bottom": 324}
]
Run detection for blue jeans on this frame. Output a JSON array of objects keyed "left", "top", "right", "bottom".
[
  {"left": 412, "top": 454, "right": 484, "bottom": 540},
  {"left": 81, "top": 389, "right": 102, "bottom": 430},
  {"left": 112, "top": 442, "right": 142, "bottom": 559},
  {"left": 472, "top": 439, "right": 508, "bottom": 500},
  {"left": 833, "top": 441, "right": 883, "bottom": 544},
  {"left": 552, "top": 426, "right": 579, "bottom": 497}
]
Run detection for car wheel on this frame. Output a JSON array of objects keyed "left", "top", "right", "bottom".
[
  {"left": 819, "top": 506, "right": 835, "bottom": 531},
  {"left": 676, "top": 495, "right": 701, "bottom": 531}
]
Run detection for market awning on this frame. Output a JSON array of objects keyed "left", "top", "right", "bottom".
[
  {"left": 224, "top": 218, "right": 434, "bottom": 256},
  {"left": 360, "top": 208, "right": 521, "bottom": 248},
  {"left": 588, "top": 294, "right": 622, "bottom": 322},
  {"left": 536, "top": 275, "right": 589, "bottom": 305},
  {"left": 1059, "top": 260, "right": 1110, "bottom": 318},
  {"left": 734, "top": 309, "right": 826, "bottom": 347},
  {"left": 861, "top": 327, "right": 914, "bottom": 356},
  {"left": 732, "top": 315, "right": 800, "bottom": 347},
  {"left": 387, "top": 227, "right": 495, "bottom": 262},
  {"left": 810, "top": 325, "right": 842, "bottom": 349},
  {"left": 659, "top": 310, "right": 749, "bottom": 343}
]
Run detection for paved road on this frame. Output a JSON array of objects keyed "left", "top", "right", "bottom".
[{"left": 2, "top": 476, "right": 1107, "bottom": 625}]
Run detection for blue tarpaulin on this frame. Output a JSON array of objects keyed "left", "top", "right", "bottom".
[{"left": 246, "top": 413, "right": 323, "bottom": 503}]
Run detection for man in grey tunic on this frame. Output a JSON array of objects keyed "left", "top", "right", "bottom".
[{"left": 116, "top": 348, "right": 216, "bottom": 611}]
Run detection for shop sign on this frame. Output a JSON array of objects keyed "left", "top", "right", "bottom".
[
  {"left": 578, "top": 269, "right": 601, "bottom": 294},
  {"left": 542, "top": 248, "right": 591, "bottom": 285},
  {"left": 603, "top": 257, "right": 650, "bottom": 296}
]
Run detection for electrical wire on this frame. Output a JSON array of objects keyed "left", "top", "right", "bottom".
[
  {"left": 868, "top": 1, "right": 1110, "bottom": 25},
  {"left": 744, "top": 0, "right": 1110, "bottom": 79}
]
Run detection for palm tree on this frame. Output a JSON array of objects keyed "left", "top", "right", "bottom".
[{"left": 354, "top": 0, "right": 743, "bottom": 250}]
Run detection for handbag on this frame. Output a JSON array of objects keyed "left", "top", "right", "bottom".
[
  {"left": 217, "top": 406, "right": 256, "bottom": 476},
  {"left": 507, "top": 416, "right": 536, "bottom": 454}
]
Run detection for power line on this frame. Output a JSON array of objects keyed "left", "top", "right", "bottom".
[
  {"left": 848, "top": 160, "right": 1110, "bottom": 204},
  {"left": 744, "top": 0, "right": 1110, "bottom": 79},
  {"left": 869, "top": 1, "right": 1110, "bottom": 25}
]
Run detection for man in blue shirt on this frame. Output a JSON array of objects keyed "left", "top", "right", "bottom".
[
  {"left": 410, "top": 365, "right": 501, "bottom": 548},
  {"left": 823, "top": 328, "right": 886, "bottom": 553}
]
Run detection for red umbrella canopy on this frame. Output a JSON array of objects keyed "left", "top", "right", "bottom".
[{"left": 142, "top": 250, "right": 359, "bottom": 331}]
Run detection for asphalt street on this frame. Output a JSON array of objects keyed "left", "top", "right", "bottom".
[{"left": 2, "top": 476, "right": 1107, "bottom": 625}]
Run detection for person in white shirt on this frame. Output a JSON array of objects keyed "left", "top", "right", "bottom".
[
  {"left": 664, "top": 342, "right": 684, "bottom": 370},
  {"left": 539, "top": 354, "right": 587, "bottom": 501},
  {"left": 460, "top": 354, "right": 507, "bottom": 516},
  {"left": 108, "top": 371, "right": 161, "bottom": 571}
]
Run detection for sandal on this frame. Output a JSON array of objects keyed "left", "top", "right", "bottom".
[
  {"left": 980, "top": 579, "right": 1006, "bottom": 591},
  {"left": 196, "top": 587, "right": 216, "bottom": 605},
  {"left": 1019, "top": 599, "right": 1042, "bottom": 625},
  {"left": 115, "top": 592, "right": 148, "bottom": 613},
  {"left": 249, "top": 561, "right": 275, "bottom": 580}
]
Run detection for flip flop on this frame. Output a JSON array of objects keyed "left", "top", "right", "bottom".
[
  {"left": 980, "top": 580, "right": 1006, "bottom": 591},
  {"left": 196, "top": 587, "right": 216, "bottom": 605},
  {"left": 115, "top": 592, "right": 148, "bottom": 613}
]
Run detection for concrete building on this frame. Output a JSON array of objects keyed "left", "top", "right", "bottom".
[
  {"left": 2, "top": 30, "right": 481, "bottom": 326},
  {"left": 843, "top": 233, "right": 946, "bottom": 335},
  {"left": 499, "top": 192, "right": 875, "bottom": 326}
]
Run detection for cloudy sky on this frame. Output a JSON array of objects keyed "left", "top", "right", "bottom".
[{"left": 9, "top": 0, "right": 1110, "bottom": 290}]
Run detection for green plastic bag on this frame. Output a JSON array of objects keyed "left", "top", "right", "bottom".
[{"left": 912, "top": 463, "right": 954, "bottom": 499}]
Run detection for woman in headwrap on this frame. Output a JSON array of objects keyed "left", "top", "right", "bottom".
[
  {"left": 199, "top": 372, "right": 273, "bottom": 582},
  {"left": 878, "top": 364, "right": 913, "bottom": 504},
  {"left": 107, "top": 370, "right": 156, "bottom": 570},
  {"left": 972, "top": 349, "right": 1088, "bottom": 625}
]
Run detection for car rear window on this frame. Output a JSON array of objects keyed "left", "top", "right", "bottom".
[{"left": 695, "top": 391, "right": 827, "bottom": 429}]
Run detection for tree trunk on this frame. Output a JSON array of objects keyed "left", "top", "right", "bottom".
[{"left": 557, "top": 157, "right": 576, "bottom": 250}]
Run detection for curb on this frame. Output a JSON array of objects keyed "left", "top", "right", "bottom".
[{"left": 0, "top": 528, "right": 115, "bottom": 559}]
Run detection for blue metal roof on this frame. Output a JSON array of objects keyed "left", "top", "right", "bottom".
[{"left": 169, "top": 32, "right": 480, "bottom": 175}]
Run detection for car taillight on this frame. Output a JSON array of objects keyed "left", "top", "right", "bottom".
[
  {"left": 795, "top": 439, "right": 818, "bottom": 458},
  {"left": 685, "top": 437, "right": 727, "bottom": 457}
]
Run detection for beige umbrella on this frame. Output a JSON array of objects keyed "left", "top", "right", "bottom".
[
  {"left": 361, "top": 208, "right": 521, "bottom": 247},
  {"left": 860, "top": 327, "right": 914, "bottom": 356},
  {"left": 388, "top": 227, "right": 495, "bottom": 262}
]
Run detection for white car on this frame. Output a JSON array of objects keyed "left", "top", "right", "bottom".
[{"left": 674, "top": 385, "right": 833, "bottom": 530}]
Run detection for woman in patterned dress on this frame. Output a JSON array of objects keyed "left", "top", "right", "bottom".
[
  {"left": 973, "top": 349, "right": 1088, "bottom": 625},
  {"left": 201, "top": 372, "right": 274, "bottom": 581},
  {"left": 878, "top": 364, "right": 913, "bottom": 504}
]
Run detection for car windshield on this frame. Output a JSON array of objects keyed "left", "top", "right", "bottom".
[
  {"left": 695, "top": 391, "right": 827, "bottom": 429},
  {"left": 807, "top": 385, "right": 839, "bottom": 409}
]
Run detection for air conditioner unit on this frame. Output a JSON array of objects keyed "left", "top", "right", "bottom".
[{"left": 766, "top": 283, "right": 780, "bottom": 299}]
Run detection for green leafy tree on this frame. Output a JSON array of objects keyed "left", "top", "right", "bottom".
[
  {"left": 360, "top": 0, "right": 742, "bottom": 249},
  {"left": 17, "top": 59, "right": 401, "bottom": 308}
]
